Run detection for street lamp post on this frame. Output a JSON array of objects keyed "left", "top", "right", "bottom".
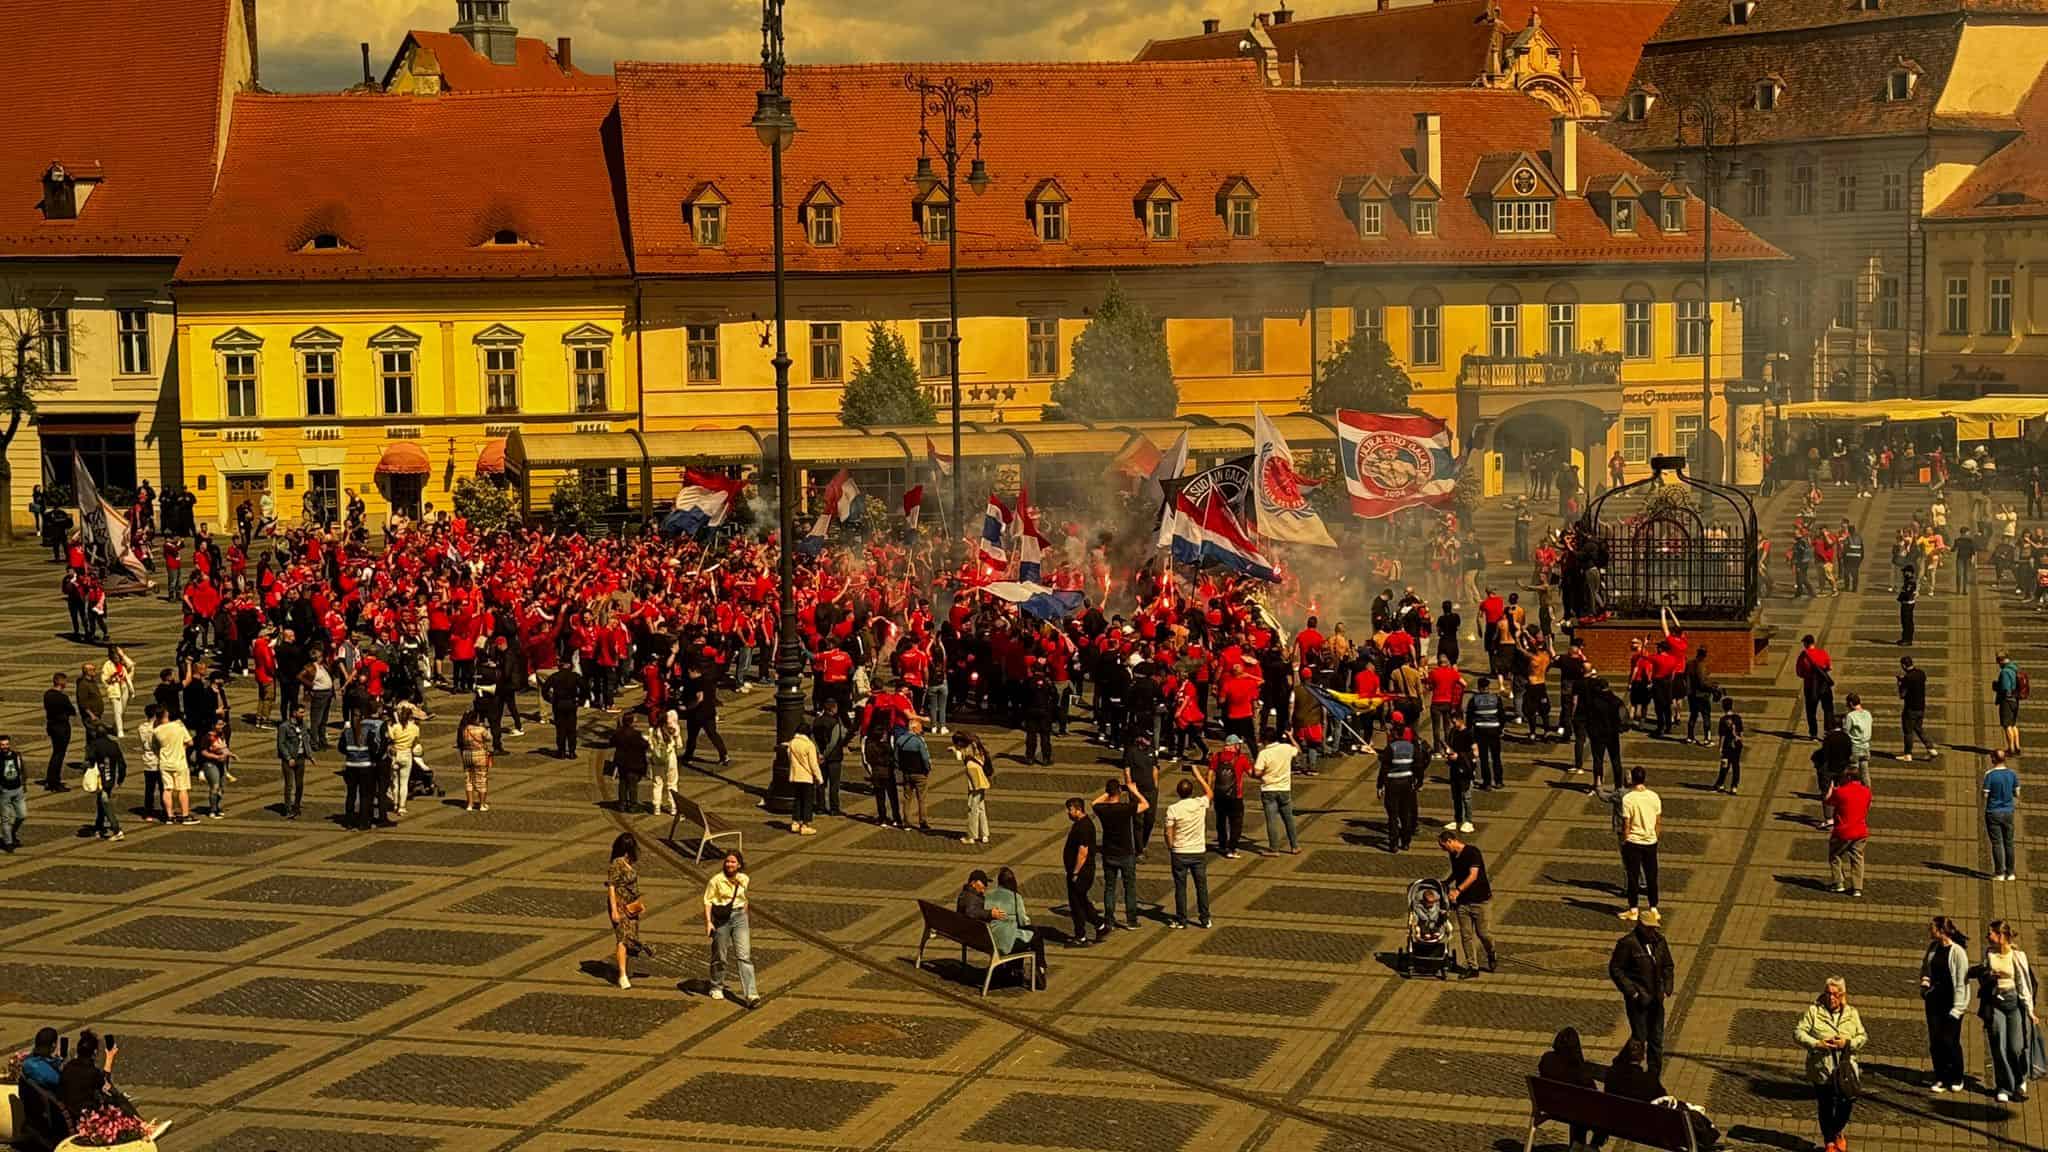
[
  {"left": 904, "top": 73, "right": 992, "bottom": 538},
  {"left": 1672, "top": 99, "right": 1743, "bottom": 485},
  {"left": 752, "top": 0, "right": 802, "bottom": 814}
]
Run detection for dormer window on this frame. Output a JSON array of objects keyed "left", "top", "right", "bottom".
[
  {"left": 1485, "top": 159, "right": 1558, "bottom": 235},
  {"left": 1662, "top": 198, "right": 1687, "bottom": 232},
  {"left": 913, "top": 182, "right": 953, "bottom": 243},
  {"left": 1217, "top": 177, "right": 1260, "bottom": 238},
  {"left": 1613, "top": 199, "right": 1637, "bottom": 233},
  {"left": 1137, "top": 179, "right": 1182, "bottom": 240},
  {"left": 1360, "top": 200, "right": 1384, "bottom": 237},
  {"left": 1150, "top": 200, "right": 1177, "bottom": 239},
  {"left": 1412, "top": 201, "right": 1437, "bottom": 236},
  {"left": 801, "top": 183, "right": 841, "bottom": 247},
  {"left": 39, "top": 162, "right": 98, "bottom": 221},
  {"left": 1756, "top": 77, "right": 1783, "bottom": 111},
  {"left": 1730, "top": 0, "right": 1757, "bottom": 24},
  {"left": 1857, "top": 0, "right": 1880, "bottom": 10},
  {"left": 1494, "top": 200, "right": 1554, "bottom": 234},
  {"left": 307, "top": 234, "right": 345, "bottom": 251},
  {"left": 1886, "top": 69, "right": 1916, "bottom": 101},
  {"left": 1028, "top": 179, "right": 1070, "bottom": 243},
  {"left": 684, "top": 182, "right": 728, "bottom": 247},
  {"left": 482, "top": 229, "right": 532, "bottom": 248},
  {"left": 1624, "top": 91, "right": 1655, "bottom": 122}
]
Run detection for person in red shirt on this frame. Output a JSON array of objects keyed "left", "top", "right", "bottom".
[
  {"left": 251, "top": 629, "right": 278, "bottom": 728},
  {"left": 1425, "top": 654, "right": 1466, "bottom": 749},
  {"left": 1824, "top": 763, "right": 1871, "bottom": 896},
  {"left": 1208, "top": 734, "right": 1253, "bottom": 857},
  {"left": 1795, "top": 633, "right": 1836, "bottom": 739},
  {"left": 815, "top": 641, "right": 855, "bottom": 715},
  {"left": 1218, "top": 666, "right": 1261, "bottom": 746},
  {"left": 162, "top": 539, "right": 183, "bottom": 599},
  {"left": 1651, "top": 640, "right": 1685, "bottom": 737}
]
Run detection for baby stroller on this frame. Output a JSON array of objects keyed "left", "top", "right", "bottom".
[{"left": 1399, "top": 878, "right": 1454, "bottom": 979}]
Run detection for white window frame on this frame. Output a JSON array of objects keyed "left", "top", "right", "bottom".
[
  {"left": 1624, "top": 298, "right": 1654, "bottom": 359},
  {"left": 1489, "top": 303, "right": 1519, "bottom": 358},
  {"left": 1412, "top": 201, "right": 1437, "bottom": 236},
  {"left": 1036, "top": 200, "right": 1066, "bottom": 243},
  {"left": 1661, "top": 198, "right": 1687, "bottom": 232},
  {"left": 920, "top": 319, "right": 954, "bottom": 380},
  {"left": 1027, "top": 317, "right": 1060, "bottom": 378},
  {"left": 1410, "top": 299, "right": 1441, "bottom": 366},
  {"left": 1547, "top": 302, "right": 1577, "bottom": 356},
  {"left": 922, "top": 201, "right": 953, "bottom": 244},
  {"left": 292, "top": 328, "right": 343, "bottom": 418},
  {"left": 1882, "top": 171, "right": 1906, "bottom": 211},
  {"left": 1878, "top": 276, "right": 1902, "bottom": 330},
  {"left": 1944, "top": 276, "right": 1970, "bottom": 333},
  {"left": 1149, "top": 199, "right": 1177, "bottom": 240},
  {"left": 1676, "top": 297, "right": 1706, "bottom": 357},
  {"left": 36, "top": 307, "right": 72, "bottom": 376},
  {"left": 476, "top": 325, "right": 524, "bottom": 415},
  {"left": 1359, "top": 200, "right": 1384, "bottom": 237},
  {"left": 1357, "top": 303, "right": 1384, "bottom": 349},
  {"left": 806, "top": 203, "right": 838, "bottom": 247},
  {"left": 116, "top": 307, "right": 151, "bottom": 376},
  {"left": 1622, "top": 416, "right": 1653, "bottom": 464},
  {"left": 1989, "top": 274, "right": 2014, "bottom": 335},
  {"left": 808, "top": 321, "right": 843, "bottom": 383},
  {"left": 1790, "top": 165, "right": 1815, "bottom": 214},
  {"left": 1836, "top": 171, "right": 1858, "bottom": 213},
  {"left": 1232, "top": 315, "right": 1264, "bottom": 373},
  {"left": 1227, "top": 196, "right": 1258, "bottom": 238},
  {"left": 686, "top": 324, "right": 720, "bottom": 383},
  {"left": 1745, "top": 165, "right": 1771, "bottom": 216},
  {"left": 1674, "top": 414, "right": 1703, "bottom": 462},
  {"left": 693, "top": 203, "right": 725, "bottom": 247},
  {"left": 224, "top": 351, "right": 259, "bottom": 419},
  {"left": 1612, "top": 198, "right": 1637, "bottom": 233}
]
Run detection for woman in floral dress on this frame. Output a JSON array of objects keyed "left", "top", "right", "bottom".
[{"left": 606, "top": 831, "right": 649, "bottom": 989}]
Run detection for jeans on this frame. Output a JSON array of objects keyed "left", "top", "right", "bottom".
[
  {"left": 926, "top": 683, "right": 948, "bottom": 731},
  {"left": 1804, "top": 688, "right": 1836, "bottom": 739},
  {"left": 1627, "top": 997, "right": 1667, "bottom": 1078},
  {"left": 872, "top": 774, "right": 902, "bottom": 826},
  {"left": 1449, "top": 779, "right": 1471, "bottom": 827},
  {"left": 1817, "top": 1084, "right": 1854, "bottom": 1144},
  {"left": 1215, "top": 796, "right": 1244, "bottom": 853},
  {"left": 1622, "top": 841, "right": 1659, "bottom": 908},
  {"left": 1927, "top": 1001, "right": 1966, "bottom": 1086},
  {"left": 1101, "top": 854, "right": 1139, "bottom": 926},
  {"left": 1714, "top": 747, "right": 1742, "bottom": 791},
  {"left": 1067, "top": 866, "right": 1100, "bottom": 939},
  {"left": 1988, "top": 810, "right": 2017, "bottom": 876},
  {"left": 1170, "top": 852, "right": 1210, "bottom": 924},
  {"left": 199, "top": 759, "right": 225, "bottom": 816},
  {"left": 710, "top": 907, "right": 759, "bottom": 1000},
  {"left": 308, "top": 690, "right": 334, "bottom": 749},
  {"left": 1261, "top": 790, "right": 1298, "bottom": 851},
  {"left": 820, "top": 758, "right": 842, "bottom": 814},
  {"left": 0, "top": 787, "right": 22, "bottom": 846},
  {"left": 1829, "top": 836, "right": 1866, "bottom": 891},
  {"left": 141, "top": 770, "right": 163, "bottom": 820},
  {"left": 343, "top": 764, "right": 374, "bottom": 825},
  {"left": 94, "top": 784, "right": 122, "bottom": 835},
  {"left": 1474, "top": 731, "right": 1503, "bottom": 788},
  {"left": 281, "top": 758, "right": 305, "bottom": 813},
  {"left": 964, "top": 788, "right": 989, "bottom": 842},
  {"left": 1453, "top": 901, "right": 1495, "bottom": 970}
]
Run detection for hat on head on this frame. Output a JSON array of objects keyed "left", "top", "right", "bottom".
[{"left": 1225, "top": 734, "right": 1244, "bottom": 746}]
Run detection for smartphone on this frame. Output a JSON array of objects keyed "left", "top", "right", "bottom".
[
  {"left": 105, "top": 1033, "right": 117, "bottom": 1051},
  {"left": 59, "top": 1037, "right": 69, "bottom": 1060}
]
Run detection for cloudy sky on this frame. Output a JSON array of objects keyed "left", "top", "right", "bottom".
[{"left": 262, "top": 1, "right": 1334, "bottom": 90}]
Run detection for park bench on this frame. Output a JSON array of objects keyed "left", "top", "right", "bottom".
[
  {"left": 914, "top": 898, "right": 1037, "bottom": 997},
  {"left": 668, "top": 794, "right": 743, "bottom": 862},
  {"left": 1525, "top": 1076, "right": 1698, "bottom": 1152}
]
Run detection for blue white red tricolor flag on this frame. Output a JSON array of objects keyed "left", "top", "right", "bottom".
[
  {"left": 926, "top": 436, "right": 954, "bottom": 478},
  {"left": 661, "top": 469, "right": 748, "bottom": 536},
  {"left": 820, "top": 468, "right": 861, "bottom": 522},
  {"left": 978, "top": 495, "right": 1012, "bottom": 564},
  {"left": 902, "top": 485, "right": 924, "bottom": 530},
  {"left": 1166, "top": 489, "right": 1278, "bottom": 582},
  {"left": 1337, "top": 409, "right": 1458, "bottom": 520},
  {"left": 1015, "top": 487, "right": 1049, "bottom": 583}
]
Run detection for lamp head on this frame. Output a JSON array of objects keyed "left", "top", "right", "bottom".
[
  {"left": 914, "top": 153, "right": 937, "bottom": 192},
  {"left": 967, "top": 157, "right": 991, "bottom": 194},
  {"left": 750, "top": 91, "right": 797, "bottom": 151}
]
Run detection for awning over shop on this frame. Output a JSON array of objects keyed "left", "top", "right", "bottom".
[
  {"left": 476, "top": 438, "right": 507, "bottom": 475},
  {"left": 639, "top": 428, "right": 763, "bottom": 468},
  {"left": 374, "top": 441, "right": 431, "bottom": 476},
  {"left": 504, "top": 429, "right": 647, "bottom": 473},
  {"left": 1779, "top": 396, "right": 2048, "bottom": 438}
]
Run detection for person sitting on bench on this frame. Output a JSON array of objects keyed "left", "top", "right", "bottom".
[{"left": 957, "top": 868, "right": 1047, "bottom": 991}]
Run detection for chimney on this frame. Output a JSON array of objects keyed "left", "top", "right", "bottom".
[
  {"left": 1414, "top": 112, "right": 1442, "bottom": 187},
  {"left": 1202, "top": 17, "right": 1222, "bottom": 32},
  {"left": 556, "top": 35, "right": 573, "bottom": 72},
  {"left": 360, "top": 42, "right": 373, "bottom": 88},
  {"left": 241, "top": 0, "right": 260, "bottom": 86},
  {"left": 1254, "top": 11, "right": 1271, "bottom": 26},
  {"left": 1377, "top": 0, "right": 1390, "bottom": 9},
  {"left": 1552, "top": 116, "right": 1580, "bottom": 197},
  {"left": 1273, "top": 4, "right": 1294, "bottom": 22}
]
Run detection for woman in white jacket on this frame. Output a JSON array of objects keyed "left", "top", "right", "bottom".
[
  {"left": 648, "top": 709, "right": 683, "bottom": 817},
  {"left": 102, "top": 645, "right": 136, "bottom": 738},
  {"left": 1973, "top": 918, "right": 2037, "bottom": 1102}
]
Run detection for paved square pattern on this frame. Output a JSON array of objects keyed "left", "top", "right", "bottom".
[{"left": 5, "top": 483, "right": 2044, "bottom": 1152}]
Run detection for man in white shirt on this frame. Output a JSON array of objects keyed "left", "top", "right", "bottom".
[
  {"left": 152, "top": 714, "right": 195, "bottom": 826},
  {"left": 1252, "top": 734, "right": 1299, "bottom": 854},
  {"left": 1843, "top": 694, "right": 1873, "bottom": 782},
  {"left": 1619, "top": 767, "right": 1662, "bottom": 921},
  {"left": 1164, "top": 766, "right": 1215, "bottom": 928}
]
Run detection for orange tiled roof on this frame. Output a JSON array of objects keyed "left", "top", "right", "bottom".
[
  {"left": 1930, "top": 67, "right": 2048, "bottom": 221},
  {"left": 0, "top": 0, "right": 236, "bottom": 258},
  {"left": 1648, "top": 0, "right": 2048, "bottom": 45},
  {"left": 389, "top": 30, "right": 613, "bottom": 92},
  {"left": 614, "top": 61, "right": 1326, "bottom": 276},
  {"left": 1134, "top": 0, "right": 1675, "bottom": 102},
  {"left": 1266, "top": 86, "right": 1781, "bottom": 265},
  {"left": 174, "top": 90, "right": 630, "bottom": 284}
]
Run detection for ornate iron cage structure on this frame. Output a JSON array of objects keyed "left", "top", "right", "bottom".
[{"left": 1585, "top": 454, "right": 1759, "bottom": 621}]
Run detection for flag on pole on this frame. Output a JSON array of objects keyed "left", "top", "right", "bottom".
[
  {"left": 820, "top": 468, "right": 862, "bottom": 522},
  {"left": 1336, "top": 409, "right": 1458, "bottom": 519},
  {"left": 73, "top": 450, "right": 148, "bottom": 582},
  {"left": 902, "top": 485, "right": 924, "bottom": 530},
  {"left": 661, "top": 469, "right": 748, "bottom": 536},
  {"left": 1165, "top": 488, "right": 1278, "bottom": 581},
  {"left": 797, "top": 510, "right": 832, "bottom": 557},
  {"left": 1145, "top": 430, "right": 1190, "bottom": 507},
  {"left": 978, "top": 495, "right": 1012, "bottom": 565},
  {"left": 925, "top": 436, "right": 954, "bottom": 477},
  {"left": 1252, "top": 405, "right": 1337, "bottom": 547}
]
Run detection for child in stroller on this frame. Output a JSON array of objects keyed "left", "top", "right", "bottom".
[{"left": 1400, "top": 878, "right": 1455, "bottom": 978}]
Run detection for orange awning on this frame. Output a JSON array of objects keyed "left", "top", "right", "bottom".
[
  {"left": 476, "top": 437, "right": 507, "bottom": 475},
  {"left": 375, "top": 441, "right": 431, "bottom": 476}
]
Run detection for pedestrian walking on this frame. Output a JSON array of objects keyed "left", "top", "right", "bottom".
[
  {"left": 545, "top": 662, "right": 581, "bottom": 759},
  {"left": 610, "top": 711, "right": 648, "bottom": 815},
  {"left": 1210, "top": 735, "right": 1251, "bottom": 858},
  {"left": 953, "top": 730, "right": 993, "bottom": 845},
  {"left": 1713, "top": 698, "right": 1745, "bottom": 794},
  {"left": 1252, "top": 731, "right": 1300, "bottom": 853},
  {"left": 1377, "top": 720, "right": 1428, "bottom": 852},
  {"left": 785, "top": 725, "right": 820, "bottom": 835},
  {"left": 1995, "top": 652, "right": 2025, "bottom": 757},
  {"left": 1062, "top": 796, "right": 1103, "bottom": 945},
  {"left": 1826, "top": 764, "right": 1871, "bottom": 897},
  {"left": 1610, "top": 908, "right": 1675, "bottom": 1078},
  {"left": 606, "top": 831, "right": 651, "bottom": 990},
  {"left": 1466, "top": 675, "right": 1506, "bottom": 789},
  {"left": 1844, "top": 695, "right": 1873, "bottom": 784},
  {"left": 1797, "top": 636, "right": 1836, "bottom": 739},
  {"left": 1443, "top": 711, "right": 1475, "bottom": 833},
  {"left": 1814, "top": 718, "right": 1851, "bottom": 828},
  {"left": 1898, "top": 655, "right": 1937, "bottom": 761},
  {"left": 1619, "top": 767, "right": 1661, "bottom": 921},
  {"left": 1795, "top": 976, "right": 1868, "bottom": 1152},
  {"left": 1582, "top": 676, "right": 1624, "bottom": 798},
  {"left": 273, "top": 703, "right": 313, "bottom": 820},
  {"left": 1921, "top": 916, "right": 1970, "bottom": 1094},
  {"left": 1164, "top": 769, "right": 1214, "bottom": 929},
  {"left": 1439, "top": 829, "right": 1496, "bottom": 975},
  {"left": 386, "top": 703, "right": 424, "bottom": 817},
  {"left": 703, "top": 851, "right": 759, "bottom": 1008},
  {"left": 0, "top": 734, "right": 23, "bottom": 852},
  {"left": 1985, "top": 749, "right": 2020, "bottom": 882},
  {"left": 42, "top": 672, "right": 74, "bottom": 792},
  {"left": 1899, "top": 561, "right": 1919, "bottom": 646}
]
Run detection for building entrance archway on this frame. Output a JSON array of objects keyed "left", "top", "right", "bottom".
[{"left": 1493, "top": 409, "right": 1573, "bottom": 494}]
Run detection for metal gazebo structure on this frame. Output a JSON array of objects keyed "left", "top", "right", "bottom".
[{"left": 1585, "top": 453, "right": 1760, "bottom": 622}]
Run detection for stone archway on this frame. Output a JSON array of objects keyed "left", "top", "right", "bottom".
[{"left": 1493, "top": 407, "right": 1572, "bottom": 494}]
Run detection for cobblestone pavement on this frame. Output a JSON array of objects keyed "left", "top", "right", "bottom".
[{"left": 2, "top": 487, "right": 2043, "bottom": 1151}]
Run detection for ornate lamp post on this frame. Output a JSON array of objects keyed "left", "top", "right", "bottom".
[
  {"left": 752, "top": 0, "right": 802, "bottom": 813},
  {"left": 904, "top": 73, "right": 992, "bottom": 534},
  {"left": 1672, "top": 98, "right": 1743, "bottom": 485}
]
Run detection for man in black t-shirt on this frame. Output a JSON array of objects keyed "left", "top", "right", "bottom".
[
  {"left": 1439, "top": 830, "right": 1497, "bottom": 975},
  {"left": 42, "top": 673, "right": 75, "bottom": 791},
  {"left": 1093, "top": 774, "right": 1149, "bottom": 930},
  {"left": 1898, "top": 655, "right": 1935, "bottom": 760},
  {"left": 1062, "top": 797, "right": 1103, "bottom": 944}
]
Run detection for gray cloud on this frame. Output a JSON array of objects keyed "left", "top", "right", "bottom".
[{"left": 258, "top": 0, "right": 1337, "bottom": 91}]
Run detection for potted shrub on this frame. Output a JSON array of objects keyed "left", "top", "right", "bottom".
[{"left": 58, "top": 1105, "right": 157, "bottom": 1151}]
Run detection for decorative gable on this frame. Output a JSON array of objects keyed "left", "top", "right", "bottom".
[
  {"left": 473, "top": 323, "right": 525, "bottom": 346},
  {"left": 1584, "top": 173, "right": 1646, "bottom": 234},
  {"left": 290, "top": 326, "right": 344, "bottom": 349},
  {"left": 212, "top": 327, "right": 264, "bottom": 352},
  {"left": 368, "top": 325, "right": 422, "bottom": 349}
]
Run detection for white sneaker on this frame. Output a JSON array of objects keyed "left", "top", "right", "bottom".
[
  {"left": 512, "top": 728, "right": 527, "bottom": 737},
  {"left": 1932, "top": 1083, "right": 1951, "bottom": 1094},
  {"left": 709, "top": 987, "right": 725, "bottom": 1000},
  {"left": 1443, "top": 821, "right": 1459, "bottom": 830},
  {"left": 1460, "top": 822, "right": 1474, "bottom": 833},
  {"left": 1999, "top": 1091, "right": 2011, "bottom": 1102}
]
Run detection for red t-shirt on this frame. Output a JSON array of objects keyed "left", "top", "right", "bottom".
[
  {"left": 1219, "top": 676, "right": 1260, "bottom": 720},
  {"left": 1427, "top": 664, "right": 1465, "bottom": 705},
  {"left": 1828, "top": 780, "right": 1872, "bottom": 841}
]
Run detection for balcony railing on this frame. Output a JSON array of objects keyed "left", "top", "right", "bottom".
[{"left": 1458, "top": 351, "right": 1625, "bottom": 391}]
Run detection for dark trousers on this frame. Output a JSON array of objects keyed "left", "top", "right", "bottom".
[
  {"left": 44, "top": 724, "right": 69, "bottom": 788},
  {"left": 1903, "top": 708, "right": 1933, "bottom": 755},
  {"left": 615, "top": 769, "right": 640, "bottom": 813},
  {"left": 1843, "top": 558, "right": 1862, "bottom": 591},
  {"left": 872, "top": 774, "right": 902, "bottom": 826},
  {"left": 1170, "top": 852, "right": 1210, "bottom": 924},
  {"left": 1927, "top": 1001, "right": 1966, "bottom": 1086},
  {"left": 1685, "top": 695, "right": 1712, "bottom": 741},
  {"left": 1714, "top": 747, "right": 1742, "bottom": 791},
  {"left": 141, "top": 770, "right": 163, "bottom": 820},
  {"left": 1136, "top": 788, "right": 1158, "bottom": 853},
  {"left": 1216, "top": 796, "right": 1244, "bottom": 852},
  {"left": 1474, "top": 730, "right": 1504, "bottom": 788},
  {"left": 1024, "top": 723, "right": 1053, "bottom": 765},
  {"left": 820, "top": 759, "right": 842, "bottom": 814},
  {"left": 1816, "top": 1084, "right": 1854, "bottom": 1144},
  {"left": 684, "top": 713, "right": 728, "bottom": 763},
  {"left": 1223, "top": 715, "right": 1254, "bottom": 746},
  {"left": 1652, "top": 682, "right": 1675, "bottom": 735},
  {"left": 1900, "top": 601, "right": 1916, "bottom": 645},
  {"left": 1623, "top": 841, "right": 1660, "bottom": 909},
  {"left": 281, "top": 759, "right": 305, "bottom": 812},
  {"left": 1101, "top": 854, "right": 1139, "bottom": 926},
  {"left": 342, "top": 764, "right": 373, "bottom": 827},
  {"left": 553, "top": 707, "right": 578, "bottom": 758},
  {"left": 1066, "top": 866, "right": 1101, "bottom": 939},
  {"left": 1627, "top": 997, "right": 1667, "bottom": 1079},
  {"left": 1382, "top": 777, "right": 1418, "bottom": 848},
  {"left": 1804, "top": 688, "right": 1835, "bottom": 739},
  {"left": 1591, "top": 733, "right": 1623, "bottom": 793}
]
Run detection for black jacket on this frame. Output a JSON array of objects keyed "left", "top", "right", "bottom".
[
  {"left": 1609, "top": 927, "right": 1675, "bottom": 1006},
  {"left": 1580, "top": 685, "right": 1624, "bottom": 739}
]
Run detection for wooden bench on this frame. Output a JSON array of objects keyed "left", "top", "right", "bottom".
[
  {"left": 668, "top": 794, "right": 742, "bottom": 862},
  {"left": 914, "top": 898, "right": 1037, "bottom": 997},
  {"left": 1525, "top": 1076, "right": 1697, "bottom": 1152}
]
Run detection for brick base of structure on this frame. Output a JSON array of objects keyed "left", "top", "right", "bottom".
[{"left": 1574, "top": 615, "right": 1766, "bottom": 677}]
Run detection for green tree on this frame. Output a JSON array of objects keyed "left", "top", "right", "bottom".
[
  {"left": 1050, "top": 277, "right": 1177, "bottom": 421},
  {"left": 452, "top": 476, "right": 516, "bottom": 533},
  {"left": 1304, "top": 336, "right": 1414, "bottom": 415},
  {"left": 838, "top": 322, "right": 934, "bottom": 428},
  {"left": 0, "top": 287, "right": 71, "bottom": 543},
  {"left": 549, "top": 476, "right": 615, "bottom": 535}
]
